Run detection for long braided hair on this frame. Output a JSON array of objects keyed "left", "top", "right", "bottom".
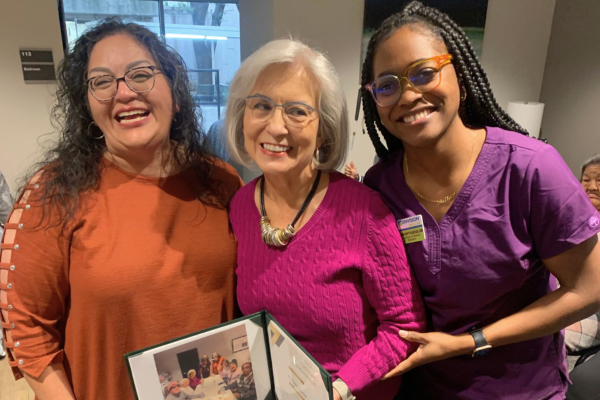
[{"left": 361, "top": 1, "right": 527, "bottom": 158}]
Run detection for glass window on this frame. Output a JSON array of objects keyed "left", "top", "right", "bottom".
[
  {"left": 163, "top": 2, "right": 240, "bottom": 129},
  {"left": 62, "top": 0, "right": 161, "bottom": 48},
  {"left": 60, "top": 0, "right": 241, "bottom": 131}
]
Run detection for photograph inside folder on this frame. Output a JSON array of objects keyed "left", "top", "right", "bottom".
[{"left": 125, "top": 311, "right": 332, "bottom": 400}]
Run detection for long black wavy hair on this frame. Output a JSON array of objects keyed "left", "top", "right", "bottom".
[
  {"left": 25, "top": 17, "right": 231, "bottom": 226},
  {"left": 361, "top": 1, "right": 528, "bottom": 158}
]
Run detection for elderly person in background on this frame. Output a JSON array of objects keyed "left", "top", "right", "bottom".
[
  {"left": 164, "top": 381, "right": 201, "bottom": 400},
  {"left": 0, "top": 171, "right": 13, "bottom": 225},
  {"left": 0, "top": 171, "right": 11, "bottom": 361},
  {"left": 198, "top": 354, "right": 211, "bottom": 378},
  {"left": 187, "top": 369, "right": 202, "bottom": 390},
  {"left": 565, "top": 154, "right": 600, "bottom": 400},
  {"left": 227, "top": 39, "right": 426, "bottom": 400},
  {"left": 581, "top": 154, "right": 600, "bottom": 212},
  {"left": 179, "top": 378, "right": 196, "bottom": 396},
  {"left": 0, "top": 18, "right": 240, "bottom": 400}
]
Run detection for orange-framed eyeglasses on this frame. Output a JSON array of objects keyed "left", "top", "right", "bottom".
[{"left": 365, "top": 54, "right": 453, "bottom": 107}]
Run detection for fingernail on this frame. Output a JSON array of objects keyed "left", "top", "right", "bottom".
[{"left": 399, "top": 330, "right": 408, "bottom": 338}]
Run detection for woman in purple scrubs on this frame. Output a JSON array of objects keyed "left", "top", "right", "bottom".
[{"left": 360, "top": 2, "right": 600, "bottom": 399}]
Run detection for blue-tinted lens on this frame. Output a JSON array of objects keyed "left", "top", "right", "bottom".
[
  {"left": 407, "top": 61, "right": 440, "bottom": 89},
  {"left": 372, "top": 76, "right": 400, "bottom": 105}
]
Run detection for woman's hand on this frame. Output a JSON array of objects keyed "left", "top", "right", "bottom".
[
  {"left": 344, "top": 161, "right": 359, "bottom": 181},
  {"left": 333, "top": 388, "right": 342, "bottom": 400},
  {"left": 383, "top": 330, "right": 474, "bottom": 379}
]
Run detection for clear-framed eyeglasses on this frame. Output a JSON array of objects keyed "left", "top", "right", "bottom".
[
  {"left": 86, "top": 65, "right": 161, "bottom": 102},
  {"left": 365, "top": 54, "right": 454, "bottom": 107},
  {"left": 245, "top": 95, "right": 319, "bottom": 127}
]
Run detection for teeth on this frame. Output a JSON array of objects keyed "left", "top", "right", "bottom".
[
  {"left": 263, "top": 144, "right": 291, "bottom": 152},
  {"left": 117, "top": 110, "right": 147, "bottom": 118},
  {"left": 120, "top": 115, "right": 146, "bottom": 124},
  {"left": 402, "top": 109, "right": 432, "bottom": 123}
]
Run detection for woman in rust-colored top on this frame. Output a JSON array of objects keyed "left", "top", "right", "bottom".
[{"left": 0, "top": 18, "right": 240, "bottom": 400}]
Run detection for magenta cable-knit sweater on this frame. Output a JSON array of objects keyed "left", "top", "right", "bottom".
[{"left": 229, "top": 172, "right": 426, "bottom": 399}]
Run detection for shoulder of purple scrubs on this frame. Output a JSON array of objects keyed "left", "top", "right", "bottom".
[{"left": 492, "top": 126, "right": 600, "bottom": 258}]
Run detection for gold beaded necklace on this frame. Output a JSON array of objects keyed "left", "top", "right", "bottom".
[
  {"left": 404, "top": 130, "right": 476, "bottom": 206},
  {"left": 259, "top": 170, "right": 322, "bottom": 247}
]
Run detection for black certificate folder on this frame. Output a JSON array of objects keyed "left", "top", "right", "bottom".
[{"left": 125, "top": 311, "right": 333, "bottom": 400}]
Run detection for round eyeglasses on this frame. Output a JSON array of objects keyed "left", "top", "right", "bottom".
[
  {"left": 245, "top": 95, "right": 318, "bottom": 127},
  {"left": 365, "top": 54, "right": 453, "bottom": 107},
  {"left": 86, "top": 66, "right": 160, "bottom": 101}
]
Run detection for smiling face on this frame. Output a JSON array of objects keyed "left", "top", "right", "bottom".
[
  {"left": 582, "top": 164, "right": 600, "bottom": 211},
  {"left": 372, "top": 24, "right": 461, "bottom": 148},
  {"left": 243, "top": 62, "right": 321, "bottom": 177},
  {"left": 86, "top": 33, "right": 176, "bottom": 159}
]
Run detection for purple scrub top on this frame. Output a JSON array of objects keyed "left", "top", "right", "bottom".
[{"left": 364, "top": 127, "right": 600, "bottom": 400}]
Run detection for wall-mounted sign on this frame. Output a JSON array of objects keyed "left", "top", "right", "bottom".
[{"left": 19, "top": 49, "right": 56, "bottom": 84}]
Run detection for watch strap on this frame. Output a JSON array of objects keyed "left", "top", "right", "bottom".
[{"left": 470, "top": 328, "right": 492, "bottom": 357}]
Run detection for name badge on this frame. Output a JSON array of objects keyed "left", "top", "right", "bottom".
[{"left": 398, "top": 215, "right": 426, "bottom": 244}]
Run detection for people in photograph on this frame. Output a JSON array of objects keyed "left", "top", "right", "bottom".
[
  {"left": 211, "top": 352, "right": 226, "bottom": 375},
  {"left": 359, "top": 2, "right": 600, "bottom": 399},
  {"left": 187, "top": 369, "right": 202, "bottom": 390},
  {"left": 224, "top": 362, "right": 256, "bottom": 400},
  {"left": 179, "top": 378, "right": 196, "bottom": 396},
  {"left": 164, "top": 381, "right": 201, "bottom": 400},
  {"left": 0, "top": 18, "right": 241, "bottom": 400},
  {"left": 198, "top": 354, "right": 212, "bottom": 379},
  {"left": 225, "top": 359, "right": 242, "bottom": 384},
  {"left": 159, "top": 372, "right": 172, "bottom": 396},
  {"left": 227, "top": 39, "right": 426, "bottom": 400},
  {"left": 220, "top": 358, "right": 231, "bottom": 383}
]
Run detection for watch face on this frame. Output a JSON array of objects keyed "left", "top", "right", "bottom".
[{"left": 473, "top": 348, "right": 491, "bottom": 357}]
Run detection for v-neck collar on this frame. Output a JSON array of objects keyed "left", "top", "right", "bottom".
[{"left": 399, "top": 128, "right": 494, "bottom": 231}]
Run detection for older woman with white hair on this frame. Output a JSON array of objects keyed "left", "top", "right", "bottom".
[{"left": 227, "top": 39, "right": 426, "bottom": 400}]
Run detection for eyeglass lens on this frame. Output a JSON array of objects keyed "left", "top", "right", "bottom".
[
  {"left": 88, "top": 67, "right": 156, "bottom": 101},
  {"left": 246, "top": 96, "right": 315, "bottom": 126},
  {"left": 371, "top": 59, "right": 443, "bottom": 106}
]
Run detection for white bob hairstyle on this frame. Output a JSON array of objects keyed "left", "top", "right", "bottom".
[{"left": 225, "top": 39, "right": 349, "bottom": 172}]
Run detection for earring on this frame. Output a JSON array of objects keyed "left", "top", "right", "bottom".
[
  {"left": 313, "top": 147, "right": 321, "bottom": 164},
  {"left": 460, "top": 85, "right": 467, "bottom": 102},
  {"left": 87, "top": 122, "right": 104, "bottom": 140}
]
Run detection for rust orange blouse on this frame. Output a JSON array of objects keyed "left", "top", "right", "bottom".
[{"left": 0, "top": 158, "right": 240, "bottom": 400}]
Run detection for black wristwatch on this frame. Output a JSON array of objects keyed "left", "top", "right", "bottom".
[{"left": 469, "top": 328, "right": 492, "bottom": 357}]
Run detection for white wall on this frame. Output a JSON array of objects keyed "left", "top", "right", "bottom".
[
  {"left": 481, "top": 0, "right": 556, "bottom": 110},
  {"left": 0, "top": 1, "right": 63, "bottom": 193},
  {"left": 154, "top": 324, "right": 251, "bottom": 382},
  {"left": 539, "top": 0, "right": 600, "bottom": 174},
  {"left": 238, "top": 0, "right": 368, "bottom": 182}
]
